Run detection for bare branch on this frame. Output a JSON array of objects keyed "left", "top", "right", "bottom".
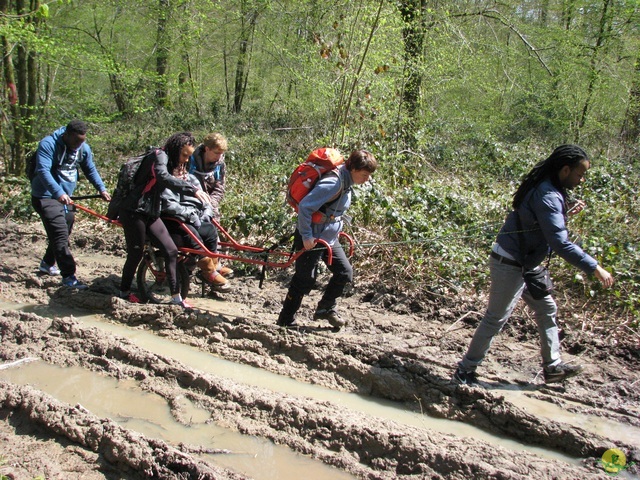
[{"left": 452, "top": 8, "right": 553, "bottom": 77}]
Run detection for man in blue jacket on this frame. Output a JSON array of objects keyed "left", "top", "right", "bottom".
[
  {"left": 453, "top": 145, "right": 614, "bottom": 385},
  {"left": 30, "top": 120, "right": 111, "bottom": 289}
]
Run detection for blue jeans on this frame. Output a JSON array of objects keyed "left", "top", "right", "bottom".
[{"left": 459, "top": 255, "right": 561, "bottom": 371}]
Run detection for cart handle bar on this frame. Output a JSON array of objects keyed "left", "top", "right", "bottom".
[
  {"left": 73, "top": 203, "right": 334, "bottom": 268},
  {"left": 166, "top": 217, "right": 334, "bottom": 267},
  {"left": 71, "top": 194, "right": 103, "bottom": 201}
]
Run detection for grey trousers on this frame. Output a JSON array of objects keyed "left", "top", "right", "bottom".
[{"left": 459, "top": 255, "right": 561, "bottom": 371}]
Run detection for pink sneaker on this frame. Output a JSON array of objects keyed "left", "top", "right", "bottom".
[
  {"left": 171, "top": 297, "right": 193, "bottom": 310},
  {"left": 128, "top": 293, "right": 141, "bottom": 303},
  {"left": 118, "top": 291, "right": 141, "bottom": 303}
]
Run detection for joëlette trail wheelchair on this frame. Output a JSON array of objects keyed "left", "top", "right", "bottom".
[{"left": 73, "top": 200, "right": 353, "bottom": 304}]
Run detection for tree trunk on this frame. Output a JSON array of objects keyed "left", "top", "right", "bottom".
[
  {"left": 562, "top": 0, "right": 576, "bottom": 30},
  {"left": 1, "top": 0, "right": 26, "bottom": 173},
  {"left": 1, "top": 35, "right": 22, "bottom": 173},
  {"left": 108, "top": 68, "right": 130, "bottom": 115},
  {"left": 26, "top": 0, "right": 41, "bottom": 145},
  {"left": 397, "top": 0, "right": 428, "bottom": 145},
  {"left": 233, "top": 3, "right": 258, "bottom": 114},
  {"left": 621, "top": 52, "right": 640, "bottom": 144},
  {"left": 1, "top": 0, "right": 45, "bottom": 173},
  {"left": 156, "top": 0, "right": 170, "bottom": 107},
  {"left": 576, "top": 0, "right": 612, "bottom": 138},
  {"left": 332, "top": 0, "right": 384, "bottom": 145},
  {"left": 540, "top": 0, "right": 549, "bottom": 26},
  {"left": 182, "top": 53, "right": 201, "bottom": 117}
]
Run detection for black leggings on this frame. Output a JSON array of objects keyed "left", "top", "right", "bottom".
[{"left": 119, "top": 211, "right": 179, "bottom": 294}]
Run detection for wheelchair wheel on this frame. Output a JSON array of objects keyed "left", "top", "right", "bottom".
[{"left": 136, "top": 254, "right": 190, "bottom": 304}]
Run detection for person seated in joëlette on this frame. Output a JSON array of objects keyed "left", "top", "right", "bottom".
[{"left": 160, "top": 155, "right": 231, "bottom": 292}]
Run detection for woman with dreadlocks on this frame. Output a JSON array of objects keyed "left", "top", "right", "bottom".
[
  {"left": 116, "top": 132, "right": 211, "bottom": 309},
  {"left": 453, "top": 145, "right": 614, "bottom": 385}
]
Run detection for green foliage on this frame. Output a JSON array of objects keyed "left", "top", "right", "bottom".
[
  {"left": 0, "top": 176, "right": 36, "bottom": 219},
  {"left": 1, "top": 0, "right": 639, "bottom": 329}
]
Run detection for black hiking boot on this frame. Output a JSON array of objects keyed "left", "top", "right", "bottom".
[
  {"left": 543, "top": 363, "right": 583, "bottom": 384},
  {"left": 313, "top": 308, "right": 346, "bottom": 330},
  {"left": 277, "top": 291, "right": 303, "bottom": 327},
  {"left": 276, "top": 315, "right": 298, "bottom": 327}
]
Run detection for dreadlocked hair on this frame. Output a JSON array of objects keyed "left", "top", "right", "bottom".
[
  {"left": 512, "top": 144, "right": 588, "bottom": 209},
  {"left": 163, "top": 132, "right": 196, "bottom": 172}
]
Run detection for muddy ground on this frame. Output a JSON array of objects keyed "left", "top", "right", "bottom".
[{"left": 0, "top": 217, "right": 638, "bottom": 480}]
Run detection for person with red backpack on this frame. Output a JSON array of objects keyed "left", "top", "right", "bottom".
[{"left": 277, "top": 149, "right": 378, "bottom": 330}]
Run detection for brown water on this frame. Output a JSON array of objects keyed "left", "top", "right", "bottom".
[
  {"left": 0, "top": 360, "right": 355, "bottom": 480},
  {"left": 6, "top": 300, "right": 637, "bottom": 473}
]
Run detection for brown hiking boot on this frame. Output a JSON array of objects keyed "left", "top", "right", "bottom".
[
  {"left": 198, "top": 271, "right": 231, "bottom": 292},
  {"left": 218, "top": 265, "right": 234, "bottom": 277}
]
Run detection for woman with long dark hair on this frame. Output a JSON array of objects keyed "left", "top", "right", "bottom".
[
  {"left": 115, "top": 132, "right": 210, "bottom": 308},
  {"left": 160, "top": 142, "right": 231, "bottom": 292},
  {"left": 453, "top": 145, "right": 614, "bottom": 385}
]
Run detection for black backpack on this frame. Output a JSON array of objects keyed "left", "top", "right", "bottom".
[
  {"left": 25, "top": 150, "right": 38, "bottom": 180},
  {"left": 106, "top": 147, "right": 159, "bottom": 220}
]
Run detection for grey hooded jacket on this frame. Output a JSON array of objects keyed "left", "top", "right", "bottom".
[{"left": 497, "top": 178, "right": 597, "bottom": 273}]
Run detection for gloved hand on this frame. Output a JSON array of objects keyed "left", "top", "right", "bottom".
[{"left": 190, "top": 213, "right": 201, "bottom": 228}]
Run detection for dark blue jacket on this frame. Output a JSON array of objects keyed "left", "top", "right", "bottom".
[{"left": 497, "top": 178, "right": 597, "bottom": 273}]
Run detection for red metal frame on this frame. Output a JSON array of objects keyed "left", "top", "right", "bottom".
[{"left": 73, "top": 203, "right": 355, "bottom": 269}]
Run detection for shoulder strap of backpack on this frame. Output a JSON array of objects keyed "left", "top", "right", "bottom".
[{"left": 319, "top": 169, "right": 345, "bottom": 211}]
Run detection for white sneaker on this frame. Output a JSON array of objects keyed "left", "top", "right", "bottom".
[{"left": 39, "top": 261, "right": 61, "bottom": 276}]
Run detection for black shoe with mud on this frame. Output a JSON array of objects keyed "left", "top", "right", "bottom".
[
  {"left": 543, "top": 363, "right": 583, "bottom": 384},
  {"left": 276, "top": 310, "right": 297, "bottom": 328},
  {"left": 452, "top": 367, "right": 480, "bottom": 386},
  {"left": 277, "top": 319, "right": 298, "bottom": 328},
  {"left": 313, "top": 308, "right": 346, "bottom": 330}
]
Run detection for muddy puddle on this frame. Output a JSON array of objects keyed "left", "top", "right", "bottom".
[
  {"left": 0, "top": 361, "right": 354, "bottom": 480},
  {"left": 1, "top": 300, "right": 623, "bottom": 467},
  {"left": 496, "top": 387, "right": 640, "bottom": 447}
]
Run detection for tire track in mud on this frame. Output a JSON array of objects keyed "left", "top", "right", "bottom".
[
  {"left": 0, "top": 381, "right": 248, "bottom": 480},
  {"left": 96, "top": 290, "right": 637, "bottom": 462},
  {"left": 0, "top": 310, "right": 610, "bottom": 479},
  {"left": 1, "top": 221, "right": 638, "bottom": 478}
]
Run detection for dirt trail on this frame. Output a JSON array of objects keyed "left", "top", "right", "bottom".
[{"left": 0, "top": 219, "right": 638, "bottom": 479}]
